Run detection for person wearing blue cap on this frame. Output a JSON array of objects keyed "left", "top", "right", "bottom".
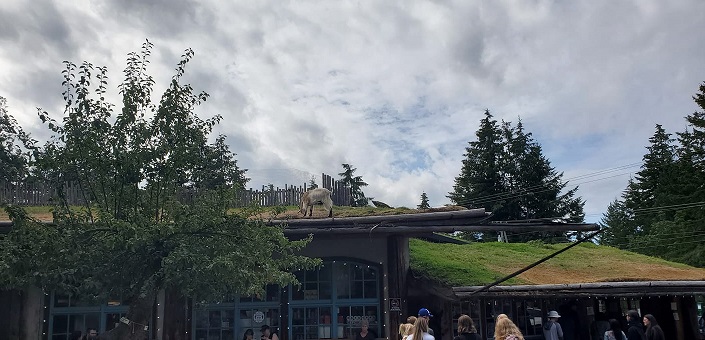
[{"left": 418, "top": 308, "right": 435, "bottom": 336}]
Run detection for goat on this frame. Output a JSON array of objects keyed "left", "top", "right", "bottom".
[{"left": 300, "top": 188, "right": 333, "bottom": 217}]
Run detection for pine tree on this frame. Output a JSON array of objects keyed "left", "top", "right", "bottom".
[
  {"left": 338, "top": 163, "right": 369, "bottom": 207},
  {"left": 417, "top": 192, "right": 430, "bottom": 209},
  {"left": 449, "top": 111, "right": 584, "bottom": 242},
  {"left": 308, "top": 176, "right": 318, "bottom": 189},
  {"left": 448, "top": 110, "right": 505, "bottom": 240}
]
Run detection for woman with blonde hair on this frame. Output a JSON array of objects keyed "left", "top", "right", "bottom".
[
  {"left": 408, "top": 316, "right": 434, "bottom": 340},
  {"left": 494, "top": 317, "right": 524, "bottom": 340},
  {"left": 399, "top": 323, "right": 414, "bottom": 340},
  {"left": 454, "top": 314, "right": 480, "bottom": 340}
]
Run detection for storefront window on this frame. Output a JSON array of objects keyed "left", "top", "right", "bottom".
[
  {"left": 193, "top": 309, "right": 235, "bottom": 340},
  {"left": 47, "top": 292, "right": 130, "bottom": 340},
  {"left": 290, "top": 260, "right": 381, "bottom": 340}
]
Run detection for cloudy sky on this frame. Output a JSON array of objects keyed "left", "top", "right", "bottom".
[{"left": 1, "top": 0, "right": 704, "bottom": 222}]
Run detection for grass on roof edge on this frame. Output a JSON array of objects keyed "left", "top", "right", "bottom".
[{"left": 409, "top": 238, "right": 705, "bottom": 287}]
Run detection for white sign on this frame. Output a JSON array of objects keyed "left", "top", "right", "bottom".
[{"left": 253, "top": 311, "right": 265, "bottom": 323}]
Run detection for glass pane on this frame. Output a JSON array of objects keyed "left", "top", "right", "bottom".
[
  {"left": 292, "top": 308, "right": 305, "bottom": 325},
  {"left": 195, "top": 309, "right": 210, "bottom": 328},
  {"left": 84, "top": 314, "right": 101, "bottom": 335},
  {"left": 209, "top": 311, "right": 222, "bottom": 328},
  {"left": 305, "top": 268, "right": 317, "bottom": 282},
  {"left": 363, "top": 281, "right": 377, "bottom": 299},
  {"left": 222, "top": 329, "right": 234, "bottom": 340},
  {"left": 209, "top": 333, "right": 222, "bottom": 340},
  {"left": 292, "top": 286, "right": 305, "bottom": 300},
  {"left": 292, "top": 326, "right": 305, "bottom": 340},
  {"left": 68, "top": 315, "right": 84, "bottom": 335},
  {"left": 223, "top": 310, "right": 234, "bottom": 329},
  {"left": 352, "top": 282, "right": 364, "bottom": 299},
  {"left": 319, "top": 263, "right": 332, "bottom": 282},
  {"left": 364, "top": 266, "right": 376, "bottom": 280},
  {"left": 353, "top": 264, "right": 364, "bottom": 280},
  {"left": 319, "top": 282, "right": 332, "bottom": 300},
  {"left": 334, "top": 262, "right": 350, "bottom": 299},
  {"left": 53, "top": 335, "right": 67, "bottom": 340},
  {"left": 195, "top": 329, "right": 208, "bottom": 340},
  {"left": 53, "top": 315, "right": 68, "bottom": 334}
]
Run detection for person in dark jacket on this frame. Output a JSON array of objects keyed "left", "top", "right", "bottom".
[
  {"left": 625, "top": 310, "right": 645, "bottom": 340},
  {"left": 642, "top": 314, "right": 665, "bottom": 340}
]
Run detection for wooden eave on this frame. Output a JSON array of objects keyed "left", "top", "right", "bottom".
[{"left": 269, "top": 209, "right": 600, "bottom": 236}]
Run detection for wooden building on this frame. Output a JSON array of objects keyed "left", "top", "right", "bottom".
[{"left": 2, "top": 209, "right": 604, "bottom": 340}]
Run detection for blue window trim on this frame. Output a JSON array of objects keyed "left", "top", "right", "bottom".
[
  {"left": 288, "top": 258, "right": 382, "bottom": 340},
  {"left": 46, "top": 292, "right": 131, "bottom": 339}
]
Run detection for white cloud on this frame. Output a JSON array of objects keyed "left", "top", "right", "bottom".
[{"left": 1, "top": 0, "right": 704, "bottom": 223}]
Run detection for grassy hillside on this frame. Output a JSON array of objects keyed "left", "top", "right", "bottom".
[{"left": 409, "top": 238, "right": 705, "bottom": 286}]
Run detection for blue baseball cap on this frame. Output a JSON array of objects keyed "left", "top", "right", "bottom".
[{"left": 418, "top": 308, "right": 433, "bottom": 318}]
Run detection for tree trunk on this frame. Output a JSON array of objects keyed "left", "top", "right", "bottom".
[{"left": 100, "top": 294, "right": 155, "bottom": 340}]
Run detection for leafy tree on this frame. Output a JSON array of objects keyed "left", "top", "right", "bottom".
[
  {"left": 0, "top": 42, "right": 318, "bottom": 340},
  {"left": 449, "top": 110, "right": 585, "bottom": 242},
  {"left": 417, "top": 192, "right": 430, "bottom": 209},
  {"left": 0, "top": 96, "right": 36, "bottom": 182},
  {"left": 338, "top": 163, "right": 369, "bottom": 207}
]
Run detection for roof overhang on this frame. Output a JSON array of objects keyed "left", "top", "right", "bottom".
[
  {"left": 270, "top": 209, "right": 599, "bottom": 236},
  {"left": 453, "top": 281, "right": 705, "bottom": 298}
]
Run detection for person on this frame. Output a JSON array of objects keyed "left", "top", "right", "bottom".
[
  {"left": 408, "top": 316, "right": 434, "bottom": 340},
  {"left": 543, "top": 310, "right": 564, "bottom": 340},
  {"left": 454, "top": 314, "right": 480, "bottom": 340},
  {"left": 85, "top": 328, "right": 99, "bottom": 340},
  {"left": 625, "top": 310, "right": 645, "bottom": 340},
  {"left": 643, "top": 314, "right": 665, "bottom": 340},
  {"left": 418, "top": 308, "right": 435, "bottom": 336},
  {"left": 497, "top": 314, "right": 509, "bottom": 321},
  {"left": 243, "top": 329, "right": 254, "bottom": 340},
  {"left": 603, "top": 319, "right": 626, "bottom": 340},
  {"left": 699, "top": 311, "right": 705, "bottom": 335},
  {"left": 261, "top": 325, "right": 280, "bottom": 340},
  {"left": 407, "top": 316, "right": 418, "bottom": 325},
  {"left": 357, "top": 320, "right": 375, "bottom": 340},
  {"left": 399, "top": 323, "right": 414, "bottom": 340},
  {"left": 494, "top": 317, "right": 524, "bottom": 340}
]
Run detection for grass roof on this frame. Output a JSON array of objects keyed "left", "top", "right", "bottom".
[
  {"left": 0, "top": 205, "right": 467, "bottom": 222},
  {"left": 410, "top": 238, "right": 705, "bottom": 287}
]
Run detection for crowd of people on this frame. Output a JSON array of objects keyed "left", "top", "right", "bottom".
[{"left": 395, "top": 308, "right": 668, "bottom": 340}]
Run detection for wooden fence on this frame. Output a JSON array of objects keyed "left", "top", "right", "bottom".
[{"left": 0, "top": 173, "right": 352, "bottom": 208}]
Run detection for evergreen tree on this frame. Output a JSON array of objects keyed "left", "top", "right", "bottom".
[
  {"left": 449, "top": 110, "right": 584, "bottom": 242},
  {"left": 308, "top": 176, "right": 318, "bottom": 189},
  {"left": 600, "top": 82, "right": 705, "bottom": 267},
  {"left": 417, "top": 192, "right": 430, "bottom": 209},
  {"left": 448, "top": 110, "right": 505, "bottom": 240},
  {"left": 338, "top": 163, "right": 369, "bottom": 206}
]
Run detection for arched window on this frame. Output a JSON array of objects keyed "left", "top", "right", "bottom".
[{"left": 290, "top": 260, "right": 381, "bottom": 340}]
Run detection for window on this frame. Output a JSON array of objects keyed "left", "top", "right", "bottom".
[
  {"left": 193, "top": 309, "right": 235, "bottom": 340},
  {"left": 290, "top": 260, "right": 381, "bottom": 340},
  {"left": 46, "top": 292, "right": 130, "bottom": 340}
]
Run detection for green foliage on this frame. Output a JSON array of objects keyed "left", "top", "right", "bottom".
[
  {"left": 600, "top": 82, "right": 705, "bottom": 267},
  {"left": 0, "top": 41, "right": 317, "bottom": 340},
  {"left": 0, "top": 96, "right": 37, "bottom": 182},
  {"left": 448, "top": 110, "right": 585, "bottom": 242},
  {"left": 417, "top": 192, "right": 430, "bottom": 209},
  {"left": 338, "top": 163, "right": 369, "bottom": 207}
]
